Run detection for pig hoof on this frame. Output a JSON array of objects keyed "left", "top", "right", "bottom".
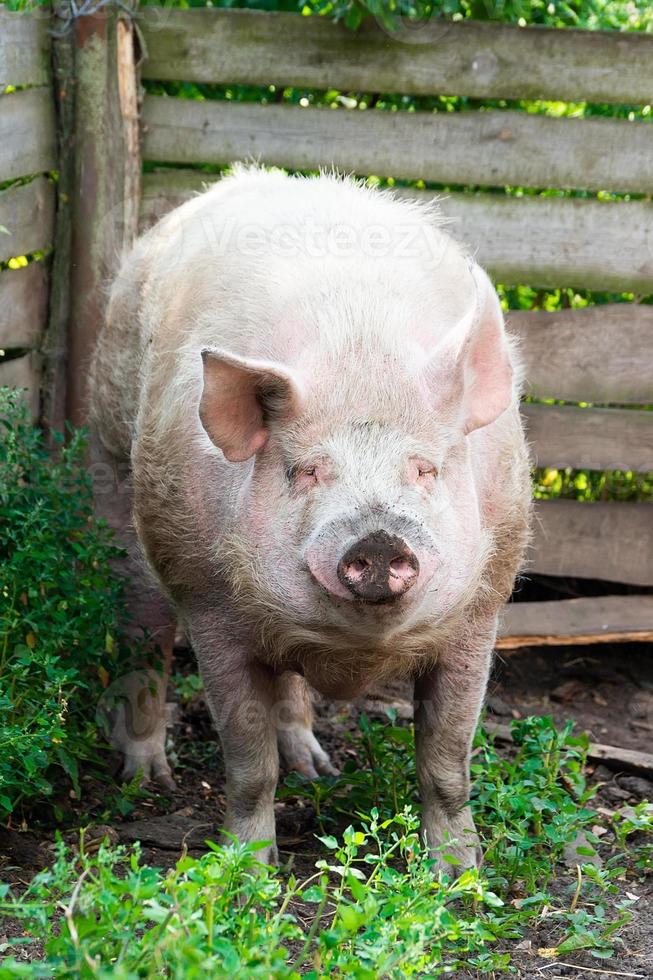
[
  {"left": 422, "top": 814, "right": 482, "bottom": 877},
  {"left": 121, "top": 751, "right": 176, "bottom": 793},
  {"left": 254, "top": 842, "right": 279, "bottom": 867},
  {"left": 430, "top": 842, "right": 483, "bottom": 877},
  {"left": 278, "top": 726, "right": 338, "bottom": 779}
]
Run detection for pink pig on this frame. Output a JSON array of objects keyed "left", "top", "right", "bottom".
[{"left": 90, "top": 167, "right": 531, "bottom": 871}]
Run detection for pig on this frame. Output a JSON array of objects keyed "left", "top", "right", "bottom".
[{"left": 89, "top": 166, "right": 531, "bottom": 872}]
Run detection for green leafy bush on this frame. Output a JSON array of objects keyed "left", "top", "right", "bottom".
[{"left": 0, "top": 389, "right": 124, "bottom": 820}]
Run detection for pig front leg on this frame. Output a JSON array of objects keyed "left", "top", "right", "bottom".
[
  {"left": 275, "top": 672, "right": 337, "bottom": 779},
  {"left": 413, "top": 617, "right": 496, "bottom": 874},
  {"left": 188, "top": 615, "right": 280, "bottom": 864}
]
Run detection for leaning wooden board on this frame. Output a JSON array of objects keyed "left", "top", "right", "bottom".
[{"left": 498, "top": 596, "right": 653, "bottom": 648}]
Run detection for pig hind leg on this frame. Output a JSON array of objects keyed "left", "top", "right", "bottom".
[
  {"left": 91, "top": 431, "right": 177, "bottom": 790},
  {"left": 275, "top": 672, "right": 337, "bottom": 779}
]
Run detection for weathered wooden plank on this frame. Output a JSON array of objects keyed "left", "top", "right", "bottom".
[
  {"left": 0, "top": 261, "right": 49, "bottom": 349},
  {"left": 140, "top": 9, "right": 653, "bottom": 106},
  {"left": 510, "top": 305, "right": 653, "bottom": 405},
  {"left": 0, "top": 177, "right": 55, "bottom": 263},
  {"left": 498, "top": 595, "right": 653, "bottom": 648},
  {"left": 0, "top": 9, "right": 51, "bottom": 89},
  {"left": 0, "top": 88, "right": 56, "bottom": 183},
  {"left": 139, "top": 169, "right": 653, "bottom": 292},
  {"left": 531, "top": 500, "right": 653, "bottom": 586},
  {"left": 523, "top": 404, "right": 653, "bottom": 473},
  {"left": 139, "top": 168, "right": 208, "bottom": 231},
  {"left": 0, "top": 352, "right": 41, "bottom": 419},
  {"left": 431, "top": 192, "right": 653, "bottom": 292},
  {"left": 142, "top": 96, "right": 653, "bottom": 195}
]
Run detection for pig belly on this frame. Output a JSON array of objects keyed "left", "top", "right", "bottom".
[{"left": 278, "top": 648, "right": 425, "bottom": 702}]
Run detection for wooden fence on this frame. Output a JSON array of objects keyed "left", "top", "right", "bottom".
[{"left": 1, "top": 6, "right": 652, "bottom": 647}]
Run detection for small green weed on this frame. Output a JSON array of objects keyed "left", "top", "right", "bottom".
[
  {"left": 613, "top": 800, "right": 653, "bottom": 873},
  {"left": 170, "top": 671, "right": 204, "bottom": 707}
]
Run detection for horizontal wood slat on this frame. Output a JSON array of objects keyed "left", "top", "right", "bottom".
[
  {"left": 511, "top": 305, "right": 653, "bottom": 405},
  {"left": 0, "top": 352, "right": 41, "bottom": 419},
  {"left": 523, "top": 404, "right": 653, "bottom": 473},
  {"left": 424, "top": 191, "right": 653, "bottom": 292},
  {"left": 0, "top": 177, "right": 55, "bottom": 263},
  {"left": 498, "top": 595, "right": 653, "bottom": 648},
  {"left": 142, "top": 96, "right": 653, "bottom": 195},
  {"left": 0, "top": 261, "right": 49, "bottom": 349},
  {"left": 139, "top": 169, "right": 653, "bottom": 292},
  {"left": 0, "top": 10, "right": 51, "bottom": 89},
  {"left": 140, "top": 9, "right": 653, "bottom": 106},
  {"left": 139, "top": 168, "right": 206, "bottom": 228},
  {"left": 531, "top": 500, "right": 653, "bottom": 586},
  {"left": 0, "top": 88, "right": 56, "bottom": 183}
]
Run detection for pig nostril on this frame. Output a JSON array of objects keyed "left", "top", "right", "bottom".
[
  {"left": 389, "top": 558, "right": 415, "bottom": 579},
  {"left": 351, "top": 559, "right": 369, "bottom": 573}
]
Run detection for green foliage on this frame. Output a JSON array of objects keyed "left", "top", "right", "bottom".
[
  {"left": 0, "top": 812, "right": 508, "bottom": 978},
  {"left": 137, "top": 0, "right": 653, "bottom": 32},
  {"left": 533, "top": 464, "right": 653, "bottom": 503},
  {"left": 0, "top": 389, "right": 125, "bottom": 820},
  {"left": 301, "top": 0, "right": 653, "bottom": 31},
  {"left": 2, "top": 714, "right": 649, "bottom": 974},
  {"left": 5, "top": 0, "right": 652, "bottom": 29}
]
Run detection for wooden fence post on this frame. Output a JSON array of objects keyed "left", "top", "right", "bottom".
[
  {"left": 65, "top": 3, "right": 141, "bottom": 427},
  {"left": 42, "top": 4, "right": 74, "bottom": 435}
]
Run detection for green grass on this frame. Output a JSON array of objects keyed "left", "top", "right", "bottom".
[{"left": 1, "top": 712, "right": 651, "bottom": 976}]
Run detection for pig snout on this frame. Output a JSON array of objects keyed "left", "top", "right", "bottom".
[{"left": 337, "top": 531, "right": 420, "bottom": 603}]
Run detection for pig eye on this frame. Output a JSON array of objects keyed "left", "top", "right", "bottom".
[
  {"left": 286, "top": 463, "right": 319, "bottom": 488},
  {"left": 411, "top": 459, "right": 438, "bottom": 489}
]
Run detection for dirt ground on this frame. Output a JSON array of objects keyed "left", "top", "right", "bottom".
[{"left": 1, "top": 640, "right": 652, "bottom": 978}]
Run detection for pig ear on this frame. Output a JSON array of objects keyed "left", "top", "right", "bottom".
[
  {"left": 199, "top": 349, "right": 305, "bottom": 462},
  {"left": 425, "top": 264, "right": 513, "bottom": 435}
]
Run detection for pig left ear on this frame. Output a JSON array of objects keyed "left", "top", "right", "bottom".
[
  {"left": 199, "top": 349, "right": 305, "bottom": 462},
  {"left": 426, "top": 264, "right": 513, "bottom": 435}
]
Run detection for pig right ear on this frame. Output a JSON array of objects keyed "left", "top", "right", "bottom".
[
  {"left": 422, "top": 264, "right": 513, "bottom": 436},
  {"left": 199, "top": 349, "right": 305, "bottom": 462}
]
